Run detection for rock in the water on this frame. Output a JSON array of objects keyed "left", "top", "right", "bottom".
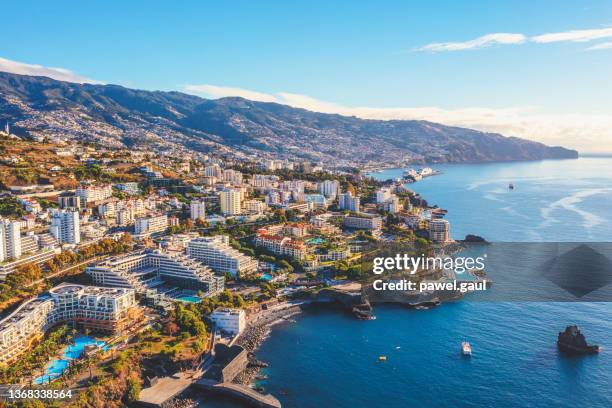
[{"left": 557, "top": 325, "right": 600, "bottom": 354}]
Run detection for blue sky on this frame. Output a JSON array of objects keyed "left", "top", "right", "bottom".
[{"left": 1, "top": 1, "right": 611, "bottom": 152}]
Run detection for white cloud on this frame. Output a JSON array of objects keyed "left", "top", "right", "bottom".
[
  {"left": 0, "top": 57, "right": 101, "bottom": 84},
  {"left": 416, "top": 33, "right": 526, "bottom": 52},
  {"left": 587, "top": 42, "right": 612, "bottom": 50},
  {"left": 182, "top": 84, "right": 278, "bottom": 102},
  {"left": 531, "top": 27, "right": 612, "bottom": 43},
  {"left": 417, "top": 26, "right": 612, "bottom": 52},
  {"left": 183, "top": 85, "right": 612, "bottom": 153}
]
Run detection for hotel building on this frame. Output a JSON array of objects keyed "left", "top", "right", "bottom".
[
  {"left": 187, "top": 235, "right": 258, "bottom": 278},
  {"left": 0, "top": 284, "right": 141, "bottom": 366},
  {"left": 86, "top": 250, "right": 224, "bottom": 294}
]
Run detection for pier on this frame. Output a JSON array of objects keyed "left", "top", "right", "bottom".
[{"left": 195, "top": 378, "right": 282, "bottom": 408}]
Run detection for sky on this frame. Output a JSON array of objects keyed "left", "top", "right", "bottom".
[{"left": 1, "top": 1, "right": 612, "bottom": 153}]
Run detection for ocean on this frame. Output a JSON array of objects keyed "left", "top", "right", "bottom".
[{"left": 201, "top": 157, "right": 612, "bottom": 408}]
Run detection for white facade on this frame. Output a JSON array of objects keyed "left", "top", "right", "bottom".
[
  {"left": 319, "top": 180, "right": 340, "bottom": 199},
  {"left": 49, "top": 209, "right": 80, "bottom": 244},
  {"left": 0, "top": 284, "right": 138, "bottom": 365},
  {"left": 190, "top": 199, "right": 207, "bottom": 221},
  {"left": 0, "top": 219, "right": 21, "bottom": 262},
  {"left": 429, "top": 219, "right": 451, "bottom": 243},
  {"left": 135, "top": 214, "right": 168, "bottom": 235},
  {"left": 210, "top": 308, "right": 246, "bottom": 335},
  {"left": 187, "top": 235, "right": 258, "bottom": 277},
  {"left": 338, "top": 192, "right": 360, "bottom": 212},
  {"left": 219, "top": 189, "right": 242, "bottom": 215},
  {"left": 76, "top": 184, "right": 113, "bottom": 204}
]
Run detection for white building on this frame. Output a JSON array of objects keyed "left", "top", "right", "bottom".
[
  {"left": 204, "top": 164, "right": 224, "bottom": 179},
  {"left": 135, "top": 214, "right": 168, "bottom": 235},
  {"left": 0, "top": 219, "right": 21, "bottom": 262},
  {"left": 223, "top": 169, "right": 243, "bottom": 185},
  {"left": 219, "top": 189, "right": 242, "bottom": 215},
  {"left": 76, "top": 184, "right": 113, "bottom": 205},
  {"left": 49, "top": 209, "right": 80, "bottom": 244},
  {"left": 243, "top": 199, "right": 267, "bottom": 215},
  {"left": 0, "top": 284, "right": 140, "bottom": 365},
  {"left": 338, "top": 192, "right": 360, "bottom": 212},
  {"left": 210, "top": 308, "right": 246, "bottom": 335},
  {"left": 429, "top": 219, "right": 451, "bottom": 243},
  {"left": 190, "top": 199, "right": 207, "bottom": 221},
  {"left": 187, "top": 235, "right": 258, "bottom": 278},
  {"left": 86, "top": 250, "right": 224, "bottom": 295},
  {"left": 376, "top": 187, "right": 392, "bottom": 204},
  {"left": 319, "top": 180, "right": 340, "bottom": 199}
]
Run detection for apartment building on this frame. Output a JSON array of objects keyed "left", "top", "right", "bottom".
[
  {"left": 190, "top": 199, "right": 207, "bottom": 221},
  {"left": 49, "top": 209, "right": 81, "bottom": 244},
  {"left": 76, "top": 184, "right": 113, "bottom": 205},
  {"left": 219, "top": 189, "right": 242, "bottom": 215},
  {"left": 187, "top": 235, "right": 258, "bottom": 278},
  {"left": 338, "top": 192, "right": 361, "bottom": 212},
  {"left": 135, "top": 214, "right": 168, "bottom": 235},
  {"left": 429, "top": 219, "right": 451, "bottom": 243},
  {"left": 319, "top": 180, "right": 340, "bottom": 199},
  {"left": 0, "top": 219, "right": 21, "bottom": 262},
  {"left": 343, "top": 214, "right": 383, "bottom": 230}
]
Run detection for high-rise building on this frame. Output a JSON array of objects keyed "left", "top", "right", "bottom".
[
  {"left": 223, "top": 169, "right": 243, "bottom": 185},
  {"left": 204, "top": 164, "right": 224, "bottom": 179},
  {"left": 0, "top": 219, "right": 21, "bottom": 262},
  {"left": 219, "top": 189, "right": 242, "bottom": 215},
  {"left": 376, "top": 188, "right": 392, "bottom": 204},
  {"left": 58, "top": 194, "right": 81, "bottom": 209},
  {"left": 187, "top": 235, "right": 258, "bottom": 277},
  {"left": 190, "top": 199, "right": 207, "bottom": 221},
  {"left": 49, "top": 210, "right": 80, "bottom": 244},
  {"left": 429, "top": 219, "right": 451, "bottom": 243},
  {"left": 319, "top": 180, "right": 340, "bottom": 199},
  {"left": 338, "top": 192, "right": 361, "bottom": 212}
]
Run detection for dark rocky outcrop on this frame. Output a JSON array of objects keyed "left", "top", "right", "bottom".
[{"left": 557, "top": 325, "right": 600, "bottom": 354}]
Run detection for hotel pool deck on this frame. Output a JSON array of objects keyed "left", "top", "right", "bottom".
[{"left": 35, "top": 336, "right": 108, "bottom": 384}]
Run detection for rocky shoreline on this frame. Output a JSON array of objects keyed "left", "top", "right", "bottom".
[{"left": 232, "top": 306, "right": 304, "bottom": 386}]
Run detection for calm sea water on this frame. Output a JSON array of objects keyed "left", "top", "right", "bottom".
[{"left": 201, "top": 157, "right": 612, "bottom": 408}]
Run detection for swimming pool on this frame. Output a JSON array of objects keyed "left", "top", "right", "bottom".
[
  {"left": 34, "top": 336, "right": 107, "bottom": 384},
  {"left": 261, "top": 273, "right": 273, "bottom": 281},
  {"left": 306, "top": 237, "right": 326, "bottom": 245},
  {"left": 176, "top": 295, "right": 202, "bottom": 303}
]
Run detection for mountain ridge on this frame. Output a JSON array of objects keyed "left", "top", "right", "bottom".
[{"left": 0, "top": 71, "right": 578, "bottom": 165}]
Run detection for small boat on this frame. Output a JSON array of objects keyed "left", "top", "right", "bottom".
[
  {"left": 461, "top": 341, "right": 472, "bottom": 356},
  {"left": 508, "top": 183, "right": 514, "bottom": 190},
  {"left": 378, "top": 355, "right": 387, "bottom": 361}
]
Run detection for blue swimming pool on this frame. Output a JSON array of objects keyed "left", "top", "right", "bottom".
[
  {"left": 176, "top": 295, "right": 201, "bottom": 303},
  {"left": 34, "top": 336, "right": 107, "bottom": 384},
  {"left": 261, "top": 273, "right": 273, "bottom": 281},
  {"left": 306, "top": 237, "right": 326, "bottom": 245}
]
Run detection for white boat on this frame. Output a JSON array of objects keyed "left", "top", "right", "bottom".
[{"left": 461, "top": 341, "right": 472, "bottom": 356}]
